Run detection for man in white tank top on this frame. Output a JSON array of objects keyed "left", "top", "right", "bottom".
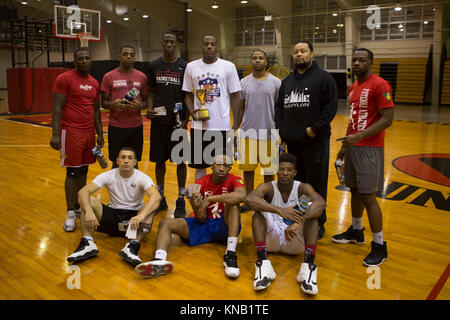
[{"left": 245, "top": 153, "right": 325, "bottom": 295}]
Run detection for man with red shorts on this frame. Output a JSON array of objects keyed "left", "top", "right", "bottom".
[
  {"left": 135, "top": 154, "right": 246, "bottom": 280},
  {"left": 50, "top": 47, "right": 104, "bottom": 232}
]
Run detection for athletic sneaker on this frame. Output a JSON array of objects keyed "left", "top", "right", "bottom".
[
  {"left": 135, "top": 259, "right": 174, "bottom": 279},
  {"left": 240, "top": 204, "right": 250, "bottom": 213},
  {"left": 67, "top": 238, "right": 98, "bottom": 263},
  {"left": 223, "top": 250, "right": 240, "bottom": 278},
  {"left": 63, "top": 210, "right": 77, "bottom": 232},
  {"left": 119, "top": 241, "right": 141, "bottom": 267},
  {"left": 174, "top": 198, "right": 186, "bottom": 218},
  {"left": 297, "top": 262, "right": 318, "bottom": 295},
  {"left": 253, "top": 259, "right": 276, "bottom": 291},
  {"left": 156, "top": 196, "right": 168, "bottom": 213},
  {"left": 332, "top": 225, "right": 365, "bottom": 244},
  {"left": 363, "top": 241, "right": 388, "bottom": 267}
]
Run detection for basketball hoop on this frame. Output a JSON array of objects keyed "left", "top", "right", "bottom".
[{"left": 77, "top": 32, "right": 92, "bottom": 47}]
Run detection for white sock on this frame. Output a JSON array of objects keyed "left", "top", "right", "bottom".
[
  {"left": 155, "top": 249, "right": 167, "bottom": 261},
  {"left": 226, "top": 237, "right": 238, "bottom": 253},
  {"left": 372, "top": 231, "right": 383, "bottom": 245},
  {"left": 83, "top": 236, "right": 93, "bottom": 242},
  {"left": 195, "top": 168, "right": 207, "bottom": 181},
  {"left": 352, "top": 217, "right": 363, "bottom": 230}
]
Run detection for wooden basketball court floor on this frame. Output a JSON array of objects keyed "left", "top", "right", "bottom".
[{"left": 0, "top": 104, "right": 449, "bottom": 300}]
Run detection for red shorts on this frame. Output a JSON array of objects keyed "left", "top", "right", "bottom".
[{"left": 60, "top": 127, "right": 96, "bottom": 167}]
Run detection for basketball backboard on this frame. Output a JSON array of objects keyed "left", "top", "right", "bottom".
[{"left": 53, "top": 5, "right": 101, "bottom": 43}]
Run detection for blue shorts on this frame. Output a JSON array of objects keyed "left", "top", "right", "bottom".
[{"left": 182, "top": 216, "right": 240, "bottom": 247}]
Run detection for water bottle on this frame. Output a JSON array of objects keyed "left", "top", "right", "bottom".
[
  {"left": 335, "top": 158, "right": 345, "bottom": 185},
  {"left": 174, "top": 102, "right": 183, "bottom": 128},
  {"left": 92, "top": 145, "right": 108, "bottom": 169},
  {"left": 123, "top": 87, "right": 140, "bottom": 102},
  {"left": 283, "top": 198, "right": 312, "bottom": 225}
]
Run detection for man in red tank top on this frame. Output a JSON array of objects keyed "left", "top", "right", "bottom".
[
  {"left": 50, "top": 47, "right": 104, "bottom": 232},
  {"left": 333, "top": 48, "right": 394, "bottom": 267}
]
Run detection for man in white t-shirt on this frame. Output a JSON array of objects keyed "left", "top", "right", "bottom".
[
  {"left": 182, "top": 34, "right": 242, "bottom": 181},
  {"left": 236, "top": 50, "right": 281, "bottom": 212},
  {"left": 67, "top": 147, "right": 161, "bottom": 267}
]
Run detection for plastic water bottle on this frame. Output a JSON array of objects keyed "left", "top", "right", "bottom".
[
  {"left": 92, "top": 145, "right": 108, "bottom": 169},
  {"left": 335, "top": 159, "right": 345, "bottom": 185},
  {"left": 124, "top": 87, "right": 140, "bottom": 101}
]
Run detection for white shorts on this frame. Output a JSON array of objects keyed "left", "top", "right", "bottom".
[{"left": 258, "top": 211, "right": 305, "bottom": 255}]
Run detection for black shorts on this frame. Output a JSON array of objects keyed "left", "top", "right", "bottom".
[
  {"left": 108, "top": 125, "right": 143, "bottom": 162},
  {"left": 96, "top": 204, "right": 139, "bottom": 237},
  {"left": 150, "top": 124, "right": 187, "bottom": 164},
  {"left": 189, "top": 129, "right": 233, "bottom": 169}
]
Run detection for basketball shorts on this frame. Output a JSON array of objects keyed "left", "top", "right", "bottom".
[
  {"left": 189, "top": 129, "right": 232, "bottom": 169},
  {"left": 238, "top": 138, "right": 278, "bottom": 174},
  {"left": 108, "top": 125, "right": 143, "bottom": 162},
  {"left": 181, "top": 213, "right": 241, "bottom": 247},
  {"left": 149, "top": 123, "right": 185, "bottom": 164},
  {"left": 60, "top": 127, "right": 96, "bottom": 167},
  {"left": 344, "top": 146, "right": 384, "bottom": 194},
  {"left": 259, "top": 211, "right": 305, "bottom": 255},
  {"left": 97, "top": 204, "right": 139, "bottom": 237}
]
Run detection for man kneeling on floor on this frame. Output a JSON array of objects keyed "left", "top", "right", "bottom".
[
  {"left": 67, "top": 147, "right": 161, "bottom": 266},
  {"left": 245, "top": 153, "right": 325, "bottom": 295},
  {"left": 135, "top": 153, "right": 246, "bottom": 279}
]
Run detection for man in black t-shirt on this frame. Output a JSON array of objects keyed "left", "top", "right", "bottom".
[{"left": 147, "top": 31, "right": 188, "bottom": 218}]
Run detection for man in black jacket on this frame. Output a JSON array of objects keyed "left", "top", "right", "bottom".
[{"left": 275, "top": 41, "right": 337, "bottom": 239}]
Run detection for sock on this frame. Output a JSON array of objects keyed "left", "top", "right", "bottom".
[
  {"left": 226, "top": 237, "right": 238, "bottom": 253},
  {"left": 255, "top": 241, "right": 267, "bottom": 260},
  {"left": 195, "top": 168, "right": 207, "bottom": 181},
  {"left": 155, "top": 249, "right": 167, "bottom": 261},
  {"left": 372, "top": 231, "right": 383, "bottom": 245},
  {"left": 83, "top": 236, "right": 93, "bottom": 242},
  {"left": 304, "top": 245, "right": 316, "bottom": 264},
  {"left": 157, "top": 185, "right": 165, "bottom": 197},
  {"left": 352, "top": 216, "right": 363, "bottom": 230}
]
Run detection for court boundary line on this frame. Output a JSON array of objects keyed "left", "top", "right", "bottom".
[{"left": 426, "top": 263, "right": 450, "bottom": 300}]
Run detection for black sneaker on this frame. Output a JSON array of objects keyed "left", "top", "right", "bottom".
[
  {"left": 332, "top": 225, "right": 365, "bottom": 244},
  {"left": 363, "top": 241, "right": 388, "bottom": 267},
  {"left": 223, "top": 251, "right": 240, "bottom": 278},
  {"left": 156, "top": 196, "right": 168, "bottom": 213},
  {"left": 119, "top": 241, "right": 141, "bottom": 267},
  {"left": 240, "top": 204, "right": 250, "bottom": 213},
  {"left": 174, "top": 198, "right": 186, "bottom": 218},
  {"left": 318, "top": 224, "right": 325, "bottom": 240},
  {"left": 67, "top": 238, "right": 98, "bottom": 263}
]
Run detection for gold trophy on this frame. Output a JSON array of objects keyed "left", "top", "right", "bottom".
[{"left": 192, "top": 88, "right": 210, "bottom": 121}]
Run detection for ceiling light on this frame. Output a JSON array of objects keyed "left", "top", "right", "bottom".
[
  {"left": 398, "top": 24, "right": 403, "bottom": 28},
  {"left": 424, "top": 21, "right": 428, "bottom": 24},
  {"left": 315, "top": 26, "right": 319, "bottom": 30},
  {"left": 123, "top": 17, "right": 129, "bottom": 21},
  {"left": 142, "top": 14, "right": 149, "bottom": 19},
  {"left": 332, "top": 29, "right": 337, "bottom": 34},
  {"left": 106, "top": 20, "right": 112, "bottom": 24},
  {"left": 186, "top": 7, "right": 193, "bottom": 12},
  {"left": 394, "top": 6, "right": 402, "bottom": 12},
  {"left": 264, "top": 15, "right": 272, "bottom": 21},
  {"left": 211, "top": 2, "right": 219, "bottom": 9},
  {"left": 21, "top": 1, "right": 28, "bottom": 4},
  {"left": 332, "top": 13, "right": 338, "bottom": 17},
  {"left": 399, "top": 28, "right": 404, "bottom": 32},
  {"left": 240, "top": 0, "right": 248, "bottom": 3}
]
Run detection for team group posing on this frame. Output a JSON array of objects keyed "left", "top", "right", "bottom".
[{"left": 50, "top": 31, "right": 394, "bottom": 296}]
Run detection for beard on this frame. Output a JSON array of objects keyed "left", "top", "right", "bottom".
[{"left": 295, "top": 60, "right": 311, "bottom": 70}]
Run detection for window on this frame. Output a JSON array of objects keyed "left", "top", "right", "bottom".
[
  {"left": 235, "top": 6, "right": 276, "bottom": 47},
  {"left": 291, "top": 0, "right": 345, "bottom": 44},
  {"left": 360, "top": 1, "right": 434, "bottom": 41}
]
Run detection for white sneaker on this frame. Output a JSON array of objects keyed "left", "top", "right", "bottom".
[
  {"left": 135, "top": 259, "right": 174, "bottom": 279},
  {"left": 119, "top": 241, "right": 141, "bottom": 267},
  {"left": 223, "top": 251, "right": 240, "bottom": 278},
  {"left": 63, "top": 210, "right": 77, "bottom": 232},
  {"left": 253, "top": 259, "right": 276, "bottom": 291},
  {"left": 297, "top": 262, "right": 318, "bottom": 295},
  {"left": 67, "top": 238, "right": 98, "bottom": 263}
]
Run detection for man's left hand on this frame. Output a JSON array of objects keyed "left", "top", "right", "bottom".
[
  {"left": 130, "top": 215, "right": 145, "bottom": 230},
  {"left": 126, "top": 100, "right": 142, "bottom": 110},
  {"left": 306, "top": 127, "right": 316, "bottom": 138}
]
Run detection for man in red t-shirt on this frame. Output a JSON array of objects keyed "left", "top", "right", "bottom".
[
  {"left": 135, "top": 154, "right": 247, "bottom": 280},
  {"left": 50, "top": 47, "right": 104, "bottom": 232},
  {"left": 333, "top": 48, "right": 394, "bottom": 267},
  {"left": 100, "top": 45, "right": 148, "bottom": 168}
]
